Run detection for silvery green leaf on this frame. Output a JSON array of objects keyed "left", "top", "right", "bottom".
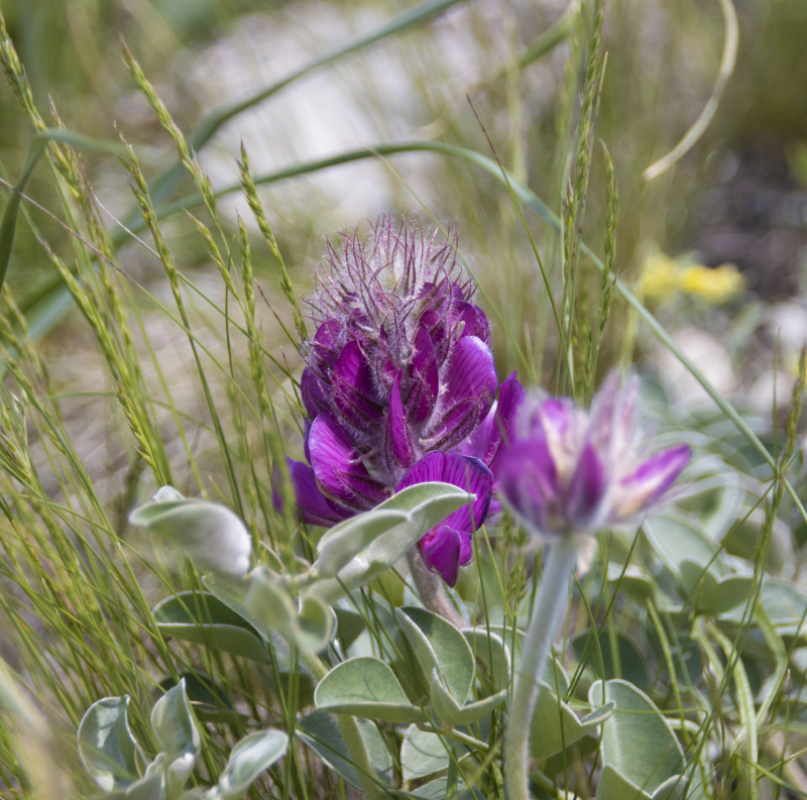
[
  {"left": 153, "top": 592, "right": 268, "bottom": 663},
  {"left": 125, "top": 764, "right": 165, "bottom": 800},
  {"left": 428, "top": 669, "right": 506, "bottom": 726},
  {"left": 315, "top": 510, "right": 410, "bottom": 577},
  {"left": 590, "top": 679, "right": 684, "bottom": 797},
  {"left": 309, "top": 482, "right": 474, "bottom": 603},
  {"left": 461, "top": 628, "right": 511, "bottom": 692},
  {"left": 77, "top": 695, "right": 143, "bottom": 791},
  {"left": 296, "top": 711, "right": 392, "bottom": 789},
  {"left": 314, "top": 657, "right": 427, "bottom": 724},
  {"left": 395, "top": 607, "right": 474, "bottom": 704},
  {"left": 243, "top": 568, "right": 296, "bottom": 641},
  {"left": 150, "top": 680, "right": 200, "bottom": 795},
  {"left": 294, "top": 594, "right": 334, "bottom": 653},
  {"left": 401, "top": 725, "right": 451, "bottom": 783},
  {"left": 130, "top": 487, "right": 251, "bottom": 579},
  {"left": 208, "top": 729, "right": 288, "bottom": 798},
  {"left": 243, "top": 568, "right": 333, "bottom": 652},
  {"left": 678, "top": 560, "right": 753, "bottom": 616}
]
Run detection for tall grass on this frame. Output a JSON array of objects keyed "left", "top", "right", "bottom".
[{"left": 0, "top": 1, "right": 806, "bottom": 798}]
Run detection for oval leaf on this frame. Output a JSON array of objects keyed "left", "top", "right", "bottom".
[
  {"left": 429, "top": 669, "right": 506, "bottom": 726},
  {"left": 77, "top": 696, "right": 142, "bottom": 791},
  {"left": 297, "top": 710, "right": 393, "bottom": 789},
  {"left": 150, "top": 680, "right": 200, "bottom": 795},
  {"left": 309, "top": 482, "right": 474, "bottom": 603},
  {"left": 461, "top": 628, "right": 511, "bottom": 692},
  {"left": 401, "top": 725, "right": 452, "bottom": 783},
  {"left": 153, "top": 592, "right": 268, "bottom": 663},
  {"left": 209, "top": 729, "right": 288, "bottom": 798},
  {"left": 396, "top": 607, "right": 475, "bottom": 704},
  {"left": 589, "top": 679, "right": 684, "bottom": 796},
  {"left": 130, "top": 487, "right": 251, "bottom": 579},
  {"left": 314, "top": 657, "right": 427, "bottom": 724}
]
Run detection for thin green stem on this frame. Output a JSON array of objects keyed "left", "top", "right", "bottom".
[
  {"left": 297, "top": 649, "right": 384, "bottom": 800},
  {"left": 504, "top": 534, "right": 578, "bottom": 800}
]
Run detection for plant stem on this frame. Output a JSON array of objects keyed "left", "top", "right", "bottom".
[
  {"left": 504, "top": 535, "right": 578, "bottom": 800},
  {"left": 406, "top": 547, "right": 465, "bottom": 627},
  {"left": 298, "top": 649, "right": 385, "bottom": 800}
]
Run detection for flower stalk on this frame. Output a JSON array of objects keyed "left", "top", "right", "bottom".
[{"left": 504, "top": 534, "right": 578, "bottom": 800}]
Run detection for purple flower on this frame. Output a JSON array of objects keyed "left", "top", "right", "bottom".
[
  {"left": 498, "top": 373, "right": 690, "bottom": 538},
  {"left": 283, "top": 216, "right": 524, "bottom": 585}
]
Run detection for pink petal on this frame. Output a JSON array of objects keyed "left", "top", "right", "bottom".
[
  {"left": 456, "top": 302, "right": 491, "bottom": 345},
  {"left": 618, "top": 444, "right": 690, "bottom": 517},
  {"left": 462, "top": 373, "right": 526, "bottom": 474},
  {"left": 301, "top": 367, "right": 330, "bottom": 419}
]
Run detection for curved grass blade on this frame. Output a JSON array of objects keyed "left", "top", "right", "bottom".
[
  {"left": 11, "top": 138, "right": 802, "bottom": 522},
  {"left": 0, "top": 128, "right": 127, "bottom": 291},
  {"left": 642, "top": 0, "right": 738, "bottom": 181}
]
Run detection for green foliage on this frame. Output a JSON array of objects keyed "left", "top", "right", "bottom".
[{"left": 0, "top": 0, "right": 806, "bottom": 798}]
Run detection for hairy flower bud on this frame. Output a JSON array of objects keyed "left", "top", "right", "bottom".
[
  {"left": 283, "top": 216, "right": 524, "bottom": 585},
  {"left": 498, "top": 373, "right": 690, "bottom": 539}
]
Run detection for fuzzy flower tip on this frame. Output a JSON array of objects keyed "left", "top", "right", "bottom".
[
  {"left": 498, "top": 373, "right": 690, "bottom": 539},
  {"left": 282, "top": 215, "right": 525, "bottom": 586}
]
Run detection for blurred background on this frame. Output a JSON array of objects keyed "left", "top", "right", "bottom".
[{"left": 0, "top": 0, "right": 805, "bottom": 496}]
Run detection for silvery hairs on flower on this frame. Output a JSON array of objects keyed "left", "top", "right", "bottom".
[
  {"left": 498, "top": 372, "right": 690, "bottom": 541},
  {"left": 282, "top": 215, "right": 524, "bottom": 586}
]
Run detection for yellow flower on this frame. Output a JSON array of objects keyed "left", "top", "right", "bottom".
[
  {"left": 679, "top": 263, "right": 745, "bottom": 304},
  {"left": 639, "top": 247, "right": 745, "bottom": 305},
  {"left": 640, "top": 252, "right": 681, "bottom": 299}
]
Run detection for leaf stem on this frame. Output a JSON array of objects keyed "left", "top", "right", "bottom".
[
  {"left": 406, "top": 548, "right": 464, "bottom": 627},
  {"left": 504, "top": 535, "right": 578, "bottom": 800},
  {"left": 297, "top": 649, "right": 385, "bottom": 800}
]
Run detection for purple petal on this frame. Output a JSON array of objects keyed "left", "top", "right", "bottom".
[
  {"left": 436, "top": 453, "right": 494, "bottom": 537},
  {"left": 384, "top": 371, "right": 415, "bottom": 472},
  {"left": 301, "top": 367, "right": 330, "bottom": 419},
  {"left": 565, "top": 442, "right": 607, "bottom": 531},
  {"left": 618, "top": 444, "right": 691, "bottom": 517},
  {"left": 303, "top": 418, "right": 312, "bottom": 464},
  {"left": 498, "top": 437, "right": 559, "bottom": 536},
  {"left": 397, "top": 451, "right": 493, "bottom": 579},
  {"left": 308, "top": 413, "right": 387, "bottom": 512},
  {"left": 461, "top": 373, "right": 526, "bottom": 475},
  {"left": 433, "top": 337, "right": 497, "bottom": 450},
  {"left": 332, "top": 341, "right": 383, "bottom": 428},
  {"left": 445, "top": 336, "right": 497, "bottom": 406},
  {"left": 409, "top": 328, "right": 439, "bottom": 423},
  {"left": 286, "top": 458, "right": 352, "bottom": 526},
  {"left": 418, "top": 310, "right": 448, "bottom": 364},
  {"left": 456, "top": 302, "right": 491, "bottom": 345},
  {"left": 419, "top": 525, "right": 462, "bottom": 587},
  {"left": 531, "top": 397, "right": 573, "bottom": 440},
  {"left": 587, "top": 372, "right": 627, "bottom": 452},
  {"left": 309, "top": 318, "right": 342, "bottom": 369}
]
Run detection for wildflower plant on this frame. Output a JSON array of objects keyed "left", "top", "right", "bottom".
[
  {"left": 499, "top": 374, "right": 691, "bottom": 800},
  {"left": 0, "top": 2, "right": 806, "bottom": 800},
  {"left": 286, "top": 216, "right": 524, "bottom": 596}
]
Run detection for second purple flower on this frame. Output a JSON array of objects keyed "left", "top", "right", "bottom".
[{"left": 285, "top": 216, "right": 524, "bottom": 586}]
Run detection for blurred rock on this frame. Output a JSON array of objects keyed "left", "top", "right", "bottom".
[
  {"left": 690, "top": 145, "right": 807, "bottom": 298},
  {"left": 656, "top": 326, "right": 736, "bottom": 408}
]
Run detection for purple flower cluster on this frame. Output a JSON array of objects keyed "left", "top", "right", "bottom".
[
  {"left": 498, "top": 373, "right": 690, "bottom": 539},
  {"left": 286, "top": 217, "right": 524, "bottom": 586}
]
